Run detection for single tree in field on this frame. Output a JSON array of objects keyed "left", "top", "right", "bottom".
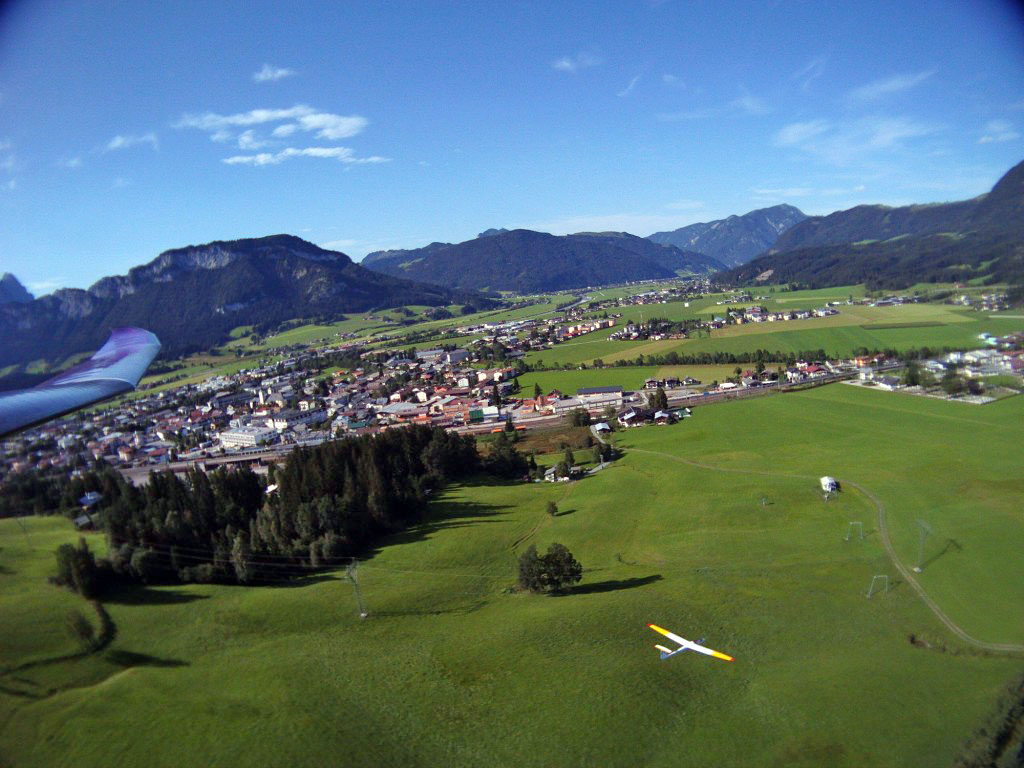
[
  {"left": 592, "top": 444, "right": 603, "bottom": 464},
  {"left": 533, "top": 382, "right": 543, "bottom": 398},
  {"left": 546, "top": 501, "right": 558, "bottom": 517},
  {"left": 517, "top": 542, "right": 583, "bottom": 593},
  {"left": 517, "top": 545, "right": 544, "bottom": 592},
  {"left": 563, "top": 446, "right": 575, "bottom": 468},
  {"left": 540, "top": 543, "right": 583, "bottom": 593}
]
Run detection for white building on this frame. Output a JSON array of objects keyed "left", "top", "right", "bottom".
[{"left": 219, "top": 426, "right": 277, "bottom": 449}]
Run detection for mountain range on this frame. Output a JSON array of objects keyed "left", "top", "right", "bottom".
[
  {"left": 722, "top": 159, "right": 1024, "bottom": 290},
  {"left": 647, "top": 204, "right": 807, "bottom": 267},
  {"left": 362, "top": 229, "right": 725, "bottom": 292},
  {"left": 3, "top": 160, "right": 1021, "bottom": 376},
  {"left": 0, "top": 235, "right": 480, "bottom": 372}
]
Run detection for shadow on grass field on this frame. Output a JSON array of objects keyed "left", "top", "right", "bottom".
[
  {"left": 374, "top": 497, "right": 513, "bottom": 551},
  {"left": 103, "top": 585, "right": 212, "bottom": 606},
  {"left": 566, "top": 574, "right": 663, "bottom": 595},
  {"left": 105, "top": 650, "right": 189, "bottom": 669}
]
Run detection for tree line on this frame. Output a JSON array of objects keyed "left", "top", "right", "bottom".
[{"left": 44, "top": 425, "right": 528, "bottom": 591}]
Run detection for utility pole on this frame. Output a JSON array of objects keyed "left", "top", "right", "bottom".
[
  {"left": 913, "top": 520, "right": 933, "bottom": 573},
  {"left": 346, "top": 559, "right": 368, "bottom": 618}
]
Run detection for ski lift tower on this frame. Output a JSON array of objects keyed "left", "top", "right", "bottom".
[{"left": 913, "top": 520, "right": 933, "bottom": 573}]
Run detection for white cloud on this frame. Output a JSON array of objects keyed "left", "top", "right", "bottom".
[
  {"left": 237, "top": 130, "right": 269, "bottom": 150},
  {"left": 774, "top": 116, "right": 937, "bottom": 165},
  {"left": 56, "top": 156, "right": 83, "bottom": 169},
  {"left": 552, "top": 52, "right": 601, "bottom": 73},
  {"left": 176, "top": 104, "right": 369, "bottom": 150},
  {"left": 617, "top": 74, "right": 641, "bottom": 98},
  {"left": 792, "top": 57, "right": 826, "bottom": 91},
  {"left": 848, "top": 71, "right": 934, "bottom": 102},
  {"left": 978, "top": 119, "right": 1019, "bottom": 144},
  {"left": 658, "top": 91, "right": 769, "bottom": 121},
  {"left": 774, "top": 119, "right": 831, "bottom": 146},
  {"left": 222, "top": 146, "right": 390, "bottom": 166},
  {"left": 105, "top": 132, "right": 158, "bottom": 151},
  {"left": 176, "top": 105, "right": 317, "bottom": 131},
  {"left": 3, "top": 178, "right": 15, "bottom": 191},
  {"left": 253, "top": 63, "right": 296, "bottom": 83},
  {"left": 295, "top": 112, "right": 368, "bottom": 140},
  {"left": 112, "top": 177, "right": 130, "bottom": 188},
  {"left": 730, "top": 93, "right": 769, "bottom": 116},
  {"left": 27, "top": 278, "right": 65, "bottom": 295},
  {"left": 662, "top": 73, "right": 684, "bottom": 88}
]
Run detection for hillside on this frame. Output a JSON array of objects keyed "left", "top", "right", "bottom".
[
  {"left": 721, "top": 160, "right": 1024, "bottom": 290},
  {"left": 647, "top": 205, "right": 806, "bottom": 267},
  {"left": 0, "top": 235, "right": 479, "bottom": 369},
  {"left": 0, "top": 273, "right": 32, "bottom": 304},
  {"left": 362, "top": 229, "right": 725, "bottom": 292}
]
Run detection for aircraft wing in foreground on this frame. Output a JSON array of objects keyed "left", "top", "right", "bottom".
[
  {"left": 0, "top": 327, "right": 161, "bottom": 438},
  {"left": 648, "top": 623, "right": 734, "bottom": 662}
]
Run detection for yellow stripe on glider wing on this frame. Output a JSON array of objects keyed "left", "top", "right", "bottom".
[{"left": 709, "top": 649, "right": 734, "bottom": 662}]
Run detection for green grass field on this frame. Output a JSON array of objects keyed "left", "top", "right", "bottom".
[
  {"left": 2, "top": 383, "right": 1022, "bottom": 767},
  {"left": 513, "top": 365, "right": 743, "bottom": 396},
  {"left": 523, "top": 304, "right": 1024, "bottom": 369}
]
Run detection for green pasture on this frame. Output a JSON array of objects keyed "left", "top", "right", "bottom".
[
  {"left": 2, "top": 383, "right": 1022, "bottom": 767},
  {"left": 513, "top": 365, "right": 742, "bottom": 396},
  {"left": 523, "top": 305, "right": 1023, "bottom": 368}
]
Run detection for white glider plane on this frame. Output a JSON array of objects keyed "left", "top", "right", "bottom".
[{"left": 648, "top": 624, "right": 734, "bottom": 662}]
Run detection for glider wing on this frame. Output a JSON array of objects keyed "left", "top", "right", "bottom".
[{"left": 0, "top": 327, "right": 161, "bottom": 437}]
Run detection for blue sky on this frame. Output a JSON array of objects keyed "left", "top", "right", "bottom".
[{"left": 1, "top": 0, "right": 1022, "bottom": 294}]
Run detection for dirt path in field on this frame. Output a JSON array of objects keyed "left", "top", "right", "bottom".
[{"left": 627, "top": 446, "right": 1024, "bottom": 655}]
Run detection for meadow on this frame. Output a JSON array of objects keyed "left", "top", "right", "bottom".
[
  {"left": 512, "top": 365, "right": 743, "bottom": 396},
  {"left": 2, "top": 383, "right": 1021, "bottom": 767},
  {"left": 523, "top": 304, "right": 1024, "bottom": 369}
]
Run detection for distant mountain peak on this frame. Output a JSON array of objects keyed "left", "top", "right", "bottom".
[
  {"left": 87, "top": 234, "right": 352, "bottom": 300},
  {"left": 0, "top": 272, "right": 33, "bottom": 304},
  {"left": 720, "top": 159, "right": 1024, "bottom": 291},
  {"left": 477, "top": 228, "right": 509, "bottom": 238},
  {"left": 363, "top": 228, "right": 725, "bottom": 293},
  {"left": 0, "top": 233, "right": 480, "bottom": 370},
  {"left": 647, "top": 205, "right": 807, "bottom": 267}
]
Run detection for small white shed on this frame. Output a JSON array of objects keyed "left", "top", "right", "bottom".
[{"left": 820, "top": 476, "right": 838, "bottom": 493}]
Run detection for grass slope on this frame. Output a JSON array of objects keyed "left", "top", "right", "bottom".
[{"left": 2, "top": 385, "right": 1022, "bottom": 767}]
